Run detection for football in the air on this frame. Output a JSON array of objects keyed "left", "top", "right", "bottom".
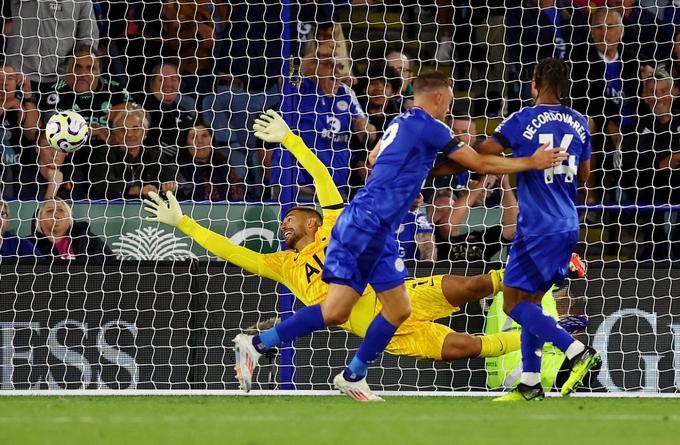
[{"left": 45, "top": 111, "right": 90, "bottom": 153}]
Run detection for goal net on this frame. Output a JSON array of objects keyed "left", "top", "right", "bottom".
[{"left": 1, "top": 1, "right": 679, "bottom": 394}]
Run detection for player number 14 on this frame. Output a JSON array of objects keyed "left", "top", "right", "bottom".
[{"left": 539, "top": 133, "right": 577, "bottom": 184}]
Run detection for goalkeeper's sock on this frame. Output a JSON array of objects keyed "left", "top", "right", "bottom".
[
  {"left": 489, "top": 269, "right": 505, "bottom": 295},
  {"left": 253, "top": 304, "right": 325, "bottom": 353},
  {"left": 509, "top": 300, "right": 575, "bottom": 352},
  {"left": 343, "top": 313, "right": 397, "bottom": 382},
  {"left": 478, "top": 331, "right": 521, "bottom": 357}
]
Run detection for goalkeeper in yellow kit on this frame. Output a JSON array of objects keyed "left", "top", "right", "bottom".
[{"left": 143, "top": 110, "right": 578, "bottom": 374}]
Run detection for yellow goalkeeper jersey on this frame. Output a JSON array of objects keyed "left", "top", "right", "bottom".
[
  {"left": 176, "top": 131, "right": 380, "bottom": 338},
  {"left": 177, "top": 207, "right": 380, "bottom": 338}
]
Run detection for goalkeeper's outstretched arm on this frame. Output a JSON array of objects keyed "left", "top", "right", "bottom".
[
  {"left": 143, "top": 191, "right": 286, "bottom": 284},
  {"left": 254, "top": 110, "right": 344, "bottom": 210}
]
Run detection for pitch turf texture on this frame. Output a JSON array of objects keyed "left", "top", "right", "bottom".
[{"left": 1, "top": 396, "right": 678, "bottom": 445}]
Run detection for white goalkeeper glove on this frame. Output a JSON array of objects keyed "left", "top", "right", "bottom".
[
  {"left": 144, "top": 190, "right": 183, "bottom": 227},
  {"left": 253, "top": 109, "right": 292, "bottom": 143}
]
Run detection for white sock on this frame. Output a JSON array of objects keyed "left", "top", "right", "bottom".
[
  {"left": 520, "top": 372, "right": 541, "bottom": 387},
  {"left": 565, "top": 341, "right": 586, "bottom": 361}
]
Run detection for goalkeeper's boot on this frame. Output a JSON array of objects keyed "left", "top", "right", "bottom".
[
  {"left": 233, "top": 333, "right": 262, "bottom": 393},
  {"left": 568, "top": 253, "right": 587, "bottom": 279},
  {"left": 561, "top": 346, "right": 601, "bottom": 397},
  {"left": 492, "top": 383, "right": 545, "bottom": 402},
  {"left": 333, "top": 372, "right": 384, "bottom": 402},
  {"left": 557, "top": 314, "right": 589, "bottom": 334}
]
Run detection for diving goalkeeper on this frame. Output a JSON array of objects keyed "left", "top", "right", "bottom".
[{"left": 143, "top": 111, "right": 583, "bottom": 388}]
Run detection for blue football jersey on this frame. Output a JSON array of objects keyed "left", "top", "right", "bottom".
[
  {"left": 396, "top": 209, "right": 435, "bottom": 261},
  {"left": 352, "top": 107, "right": 463, "bottom": 232},
  {"left": 294, "top": 78, "right": 366, "bottom": 193},
  {"left": 493, "top": 104, "right": 591, "bottom": 236}
]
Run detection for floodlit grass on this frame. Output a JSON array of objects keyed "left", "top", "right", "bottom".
[{"left": 1, "top": 395, "right": 679, "bottom": 445}]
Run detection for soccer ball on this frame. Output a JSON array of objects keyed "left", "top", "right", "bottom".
[{"left": 45, "top": 111, "right": 90, "bottom": 153}]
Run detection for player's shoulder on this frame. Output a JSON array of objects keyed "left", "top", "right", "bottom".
[
  {"left": 495, "top": 109, "right": 525, "bottom": 134},
  {"left": 562, "top": 105, "right": 589, "bottom": 128}
]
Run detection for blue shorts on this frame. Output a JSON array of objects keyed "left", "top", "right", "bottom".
[
  {"left": 504, "top": 230, "right": 579, "bottom": 294},
  {"left": 322, "top": 204, "right": 407, "bottom": 294}
]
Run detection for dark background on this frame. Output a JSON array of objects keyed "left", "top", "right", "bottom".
[{"left": 1, "top": 262, "right": 678, "bottom": 392}]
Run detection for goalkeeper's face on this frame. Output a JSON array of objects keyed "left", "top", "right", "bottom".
[{"left": 280, "top": 210, "right": 319, "bottom": 250}]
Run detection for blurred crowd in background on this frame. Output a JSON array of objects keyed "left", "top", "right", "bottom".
[{"left": 2, "top": 0, "right": 680, "bottom": 261}]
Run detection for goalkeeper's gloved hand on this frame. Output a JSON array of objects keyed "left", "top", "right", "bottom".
[
  {"left": 253, "top": 109, "right": 292, "bottom": 143},
  {"left": 144, "top": 190, "right": 183, "bottom": 227}
]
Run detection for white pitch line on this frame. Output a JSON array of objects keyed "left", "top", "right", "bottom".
[{"left": 0, "top": 389, "right": 679, "bottom": 398}]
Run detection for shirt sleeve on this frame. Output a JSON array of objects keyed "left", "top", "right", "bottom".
[
  {"left": 177, "top": 216, "right": 287, "bottom": 284},
  {"left": 414, "top": 210, "right": 434, "bottom": 234},
  {"left": 347, "top": 87, "right": 367, "bottom": 120},
  {"left": 492, "top": 112, "right": 520, "bottom": 150},
  {"left": 429, "top": 120, "right": 463, "bottom": 156}
]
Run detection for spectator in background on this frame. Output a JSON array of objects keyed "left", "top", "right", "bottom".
[
  {"left": 40, "top": 47, "right": 134, "bottom": 145},
  {"left": 160, "top": 0, "right": 221, "bottom": 96},
  {"left": 177, "top": 121, "right": 245, "bottom": 201},
  {"left": 431, "top": 175, "right": 518, "bottom": 262},
  {"left": 0, "top": 200, "right": 41, "bottom": 258},
  {"left": 571, "top": 7, "right": 640, "bottom": 205},
  {"left": 219, "top": 0, "right": 334, "bottom": 92},
  {"left": 19, "top": 131, "right": 83, "bottom": 200},
  {"left": 348, "top": 63, "right": 402, "bottom": 197},
  {"left": 385, "top": 49, "right": 414, "bottom": 110},
  {"left": 89, "top": 107, "right": 183, "bottom": 199},
  {"left": 3, "top": 0, "right": 98, "bottom": 104},
  {"left": 141, "top": 61, "right": 197, "bottom": 159},
  {"left": 620, "top": 70, "right": 680, "bottom": 260},
  {"left": 274, "top": 40, "right": 376, "bottom": 199},
  {"left": 505, "top": 0, "right": 589, "bottom": 112},
  {"left": 361, "top": 63, "right": 402, "bottom": 136},
  {"left": 0, "top": 63, "right": 40, "bottom": 198},
  {"left": 607, "top": 0, "right": 672, "bottom": 66},
  {"left": 396, "top": 195, "right": 437, "bottom": 262},
  {"left": 31, "top": 198, "right": 111, "bottom": 261}
]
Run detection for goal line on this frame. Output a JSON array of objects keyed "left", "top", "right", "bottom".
[{"left": 2, "top": 390, "right": 678, "bottom": 398}]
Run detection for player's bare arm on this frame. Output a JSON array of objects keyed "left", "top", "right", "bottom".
[
  {"left": 448, "top": 142, "right": 567, "bottom": 175},
  {"left": 579, "top": 159, "right": 591, "bottom": 184}
]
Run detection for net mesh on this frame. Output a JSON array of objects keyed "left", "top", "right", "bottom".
[{"left": 0, "top": 0, "right": 679, "bottom": 393}]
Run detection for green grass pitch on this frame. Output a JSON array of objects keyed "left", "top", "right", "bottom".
[{"left": 2, "top": 396, "right": 679, "bottom": 445}]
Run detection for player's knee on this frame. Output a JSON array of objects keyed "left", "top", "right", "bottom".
[
  {"left": 502, "top": 299, "right": 517, "bottom": 316},
  {"left": 321, "top": 305, "right": 352, "bottom": 326},
  {"left": 391, "top": 299, "right": 412, "bottom": 325}
]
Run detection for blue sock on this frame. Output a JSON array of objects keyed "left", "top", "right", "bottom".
[
  {"left": 343, "top": 313, "right": 397, "bottom": 382},
  {"left": 521, "top": 326, "right": 544, "bottom": 375},
  {"left": 510, "top": 301, "right": 574, "bottom": 352},
  {"left": 252, "top": 305, "right": 325, "bottom": 353}
]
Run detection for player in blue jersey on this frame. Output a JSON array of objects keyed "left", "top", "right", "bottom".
[
  {"left": 481, "top": 58, "right": 602, "bottom": 401},
  {"left": 234, "top": 71, "right": 568, "bottom": 401}
]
